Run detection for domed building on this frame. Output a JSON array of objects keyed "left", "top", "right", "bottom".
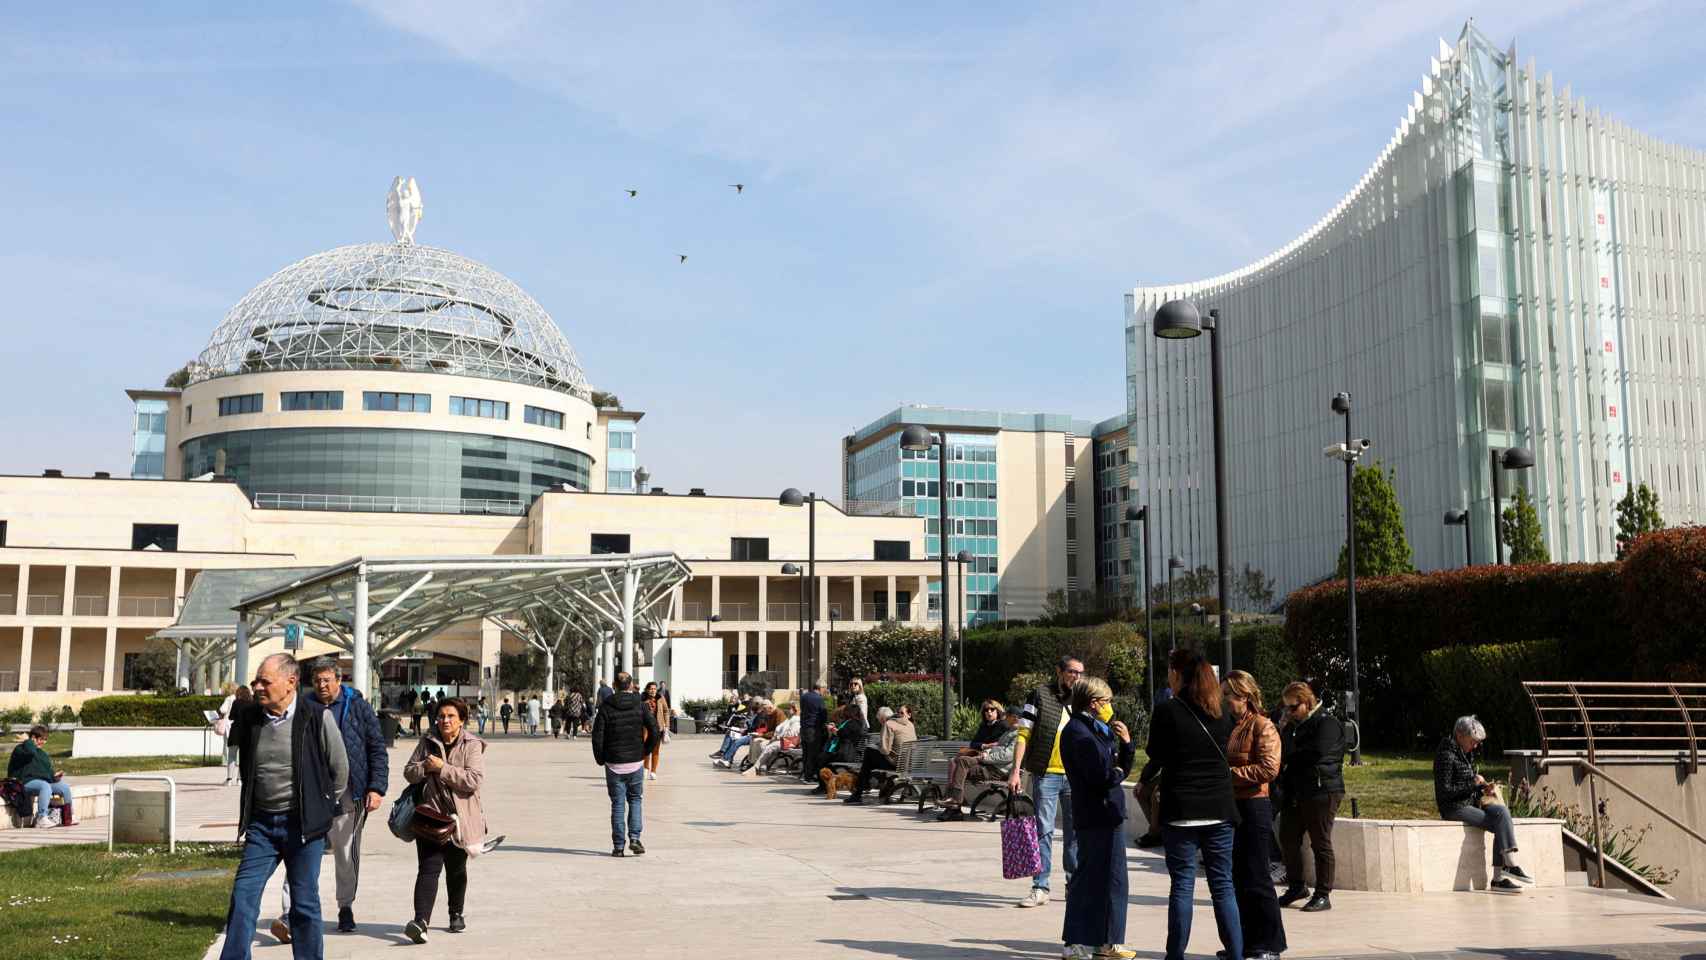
[{"left": 174, "top": 239, "right": 598, "bottom": 508}]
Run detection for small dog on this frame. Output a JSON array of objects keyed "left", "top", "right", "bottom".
[{"left": 819, "top": 768, "right": 857, "bottom": 800}]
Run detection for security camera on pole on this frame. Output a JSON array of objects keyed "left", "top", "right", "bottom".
[{"left": 1326, "top": 391, "right": 1369, "bottom": 766}]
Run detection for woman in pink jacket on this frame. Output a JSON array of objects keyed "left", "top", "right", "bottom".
[{"left": 403, "top": 697, "right": 492, "bottom": 944}]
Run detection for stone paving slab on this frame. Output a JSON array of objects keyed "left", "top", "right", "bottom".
[{"left": 94, "top": 733, "right": 1692, "bottom": 960}]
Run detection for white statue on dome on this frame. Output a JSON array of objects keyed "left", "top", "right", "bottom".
[{"left": 386, "top": 176, "right": 424, "bottom": 244}]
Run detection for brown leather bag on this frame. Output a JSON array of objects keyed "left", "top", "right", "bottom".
[{"left": 411, "top": 739, "right": 459, "bottom": 845}]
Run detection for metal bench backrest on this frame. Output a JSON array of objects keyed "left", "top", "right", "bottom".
[{"left": 900, "top": 741, "right": 968, "bottom": 784}]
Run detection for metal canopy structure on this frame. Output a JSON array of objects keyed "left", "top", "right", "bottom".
[
  {"left": 232, "top": 553, "right": 691, "bottom": 697},
  {"left": 156, "top": 566, "right": 325, "bottom": 691}
]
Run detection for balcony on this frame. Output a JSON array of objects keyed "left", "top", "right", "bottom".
[
  {"left": 118, "top": 596, "right": 175, "bottom": 618},
  {"left": 29, "top": 669, "right": 57, "bottom": 692},
  {"left": 862, "top": 602, "right": 915, "bottom": 621},
  {"left": 73, "top": 595, "right": 109, "bottom": 616},
  {"left": 765, "top": 602, "right": 843, "bottom": 622},
  {"left": 255, "top": 491, "right": 525, "bottom": 516},
  {"left": 26, "top": 595, "right": 63, "bottom": 616}
]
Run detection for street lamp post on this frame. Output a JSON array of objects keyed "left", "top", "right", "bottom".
[
  {"left": 1488, "top": 447, "right": 1536, "bottom": 565},
  {"left": 1166, "top": 555, "right": 1185, "bottom": 654},
  {"left": 781, "top": 562, "right": 804, "bottom": 689},
  {"left": 1329, "top": 391, "right": 1368, "bottom": 765},
  {"left": 1444, "top": 510, "right": 1472, "bottom": 566},
  {"left": 1127, "top": 504, "right": 1153, "bottom": 704},
  {"left": 780, "top": 489, "right": 819, "bottom": 683},
  {"left": 899, "top": 424, "right": 954, "bottom": 742},
  {"left": 1153, "top": 300, "right": 1233, "bottom": 671},
  {"left": 954, "top": 549, "right": 971, "bottom": 697}
]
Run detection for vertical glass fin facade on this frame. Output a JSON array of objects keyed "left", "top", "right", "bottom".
[
  {"left": 130, "top": 398, "right": 169, "bottom": 479},
  {"left": 1126, "top": 22, "right": 1706, "bottom": 600}
]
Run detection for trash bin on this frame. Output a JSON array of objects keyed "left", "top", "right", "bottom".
[
  {"left": 672, "top": 716, "right": 696, "bottom": 735},
  {"left": 379, "top": 711, "right": 401, "bottom": 747}
]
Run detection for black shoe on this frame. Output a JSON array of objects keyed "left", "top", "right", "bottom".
[
  {"left": 1503, "top": 865, "right": 1534, "bottom": 884},
  {"left": 404, "top": 918, "right": 429, "bottom": 944},
  {"left": 336, "top": 907, "right": 355, "bottom": 933},
  {"left": 611, "top": 846, "right": 626, "bottom": 857},
  {"left": 843, "top": 794, "right": 865, "bottom": 805},
  {"left": 936, "top": 807, "right": 965, "bottom": 822},
  {"left": 1135, "top": 833, "right": 1162, "bottom": 848},
  {"left": 1278, "top": 886, "right": 1310, "bottom": 907},
  {"left": 710, "top": 751, "right": 724, "bottom": 759},
  {"left": 1301, "top": 893, "right": 1332, "bottom": 912},
  {"left": 629, "top": 838, "right": 646, "bottom": 855},
  {"left": 448, "top": 914, "right": 466, "bottom": 933},
  {"left": 1490, "top": 877, "right": 1523, "bottom": 892}
]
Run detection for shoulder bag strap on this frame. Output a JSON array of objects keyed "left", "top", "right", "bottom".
[{"left": 1181, "top": 702, "right": 1227, "bottom": 763}]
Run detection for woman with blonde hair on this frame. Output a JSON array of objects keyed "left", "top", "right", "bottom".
[
  {"left": 1224, "top": 671, "right": 1285, "bottom": 960},
  {"left": 1057, "top": 676, "right": 1136, "bottom": 960}
]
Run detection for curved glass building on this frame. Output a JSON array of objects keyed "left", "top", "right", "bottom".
[
  {"left": 1127, "top": 22, "right": 1706, "bottom": 597},
  {"left": 176, "top": 236, "right": 599, "bottom": 509}
]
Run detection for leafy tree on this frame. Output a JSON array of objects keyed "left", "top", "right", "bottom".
[
  {"left": 1235, "top": 563, "right": 1276, "bottom": 612},
  {"left": 1615, "top": 481, "right": 1664, "bottom": 559},
  {"left": 1336, "top": 460, "right": 1415, "bottom": 577},
  {"left": 163, "top": 364, "right": 193, "bottom": 389},
  {"left": 129, "top": 641, "right": 180, "bottom": 692},
  {"left": 1500, "top": 486, "right": 1550, "bottom": 564},
  {"left": 498, "top": 648, "right": 549, "bottom": 693},
  {"left": 831, "top": 621, "right": 942, "bottom": 681},
  {"left": 589, "top": 390, "right": 621, "bottom": 410}
]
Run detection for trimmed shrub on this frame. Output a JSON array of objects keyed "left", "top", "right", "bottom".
[
  {"left": 962, "top": 622, "right": 1146, "bottom": 704},
  {"left": 865, "top": 681, "right": 952, "bottom": 738},
  {"left": 80, "top": 694, "right": 225, "bottom": 727},
  {"left": 1621, "top": 526, "right": 1706, "bottom": 679},
  {"left": 1419, "top": 639, "right": 1564, "bottom": 753},
  {"left": 1006, "top": 672, "right": 1052, "bottom": 714},
  {"left": 0, "top": 706, "right": 35, "bottom": 734},
  {"left": 831, "top": 623, "right": 943, "bottom": 682}
]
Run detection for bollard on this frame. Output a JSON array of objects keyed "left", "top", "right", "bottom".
[{"left": 1350, "top": 797, "right": 1360, "bottom": 819}]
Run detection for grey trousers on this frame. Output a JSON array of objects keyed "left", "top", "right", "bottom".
[
  {"left": 280, "top": 807, "right": 368, "bottom": 914},
  {"left": 1446, "top": 802, "right": 1517, "bottom": 868}
]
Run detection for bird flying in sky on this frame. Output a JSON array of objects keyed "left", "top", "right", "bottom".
[
  {"left": 729, "top": 184, "right": 744, "bottom": 194},
  {"left": 626, "top": 189, "right": 638, "bottom": 197},
  {"left": 678, "top": 254, "right": 688, "bottom": 263}
]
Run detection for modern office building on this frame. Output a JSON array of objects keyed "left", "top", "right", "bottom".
[
  {"left": 1125, "top": 22, "right": 1706, "bottom": 599},
  {"left": 0, "top": 186, "right": 940, "bottom": 708},
  {"left": 843, "top": 405, "right": 1101, "bottom": 623},
  {"left": 1091, "top": 413, "right": 1137, "bottom": 603}
]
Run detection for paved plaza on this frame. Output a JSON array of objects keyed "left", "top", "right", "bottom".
[{"left": 20, "top": 734, "right": 1706, "bottom": 959}]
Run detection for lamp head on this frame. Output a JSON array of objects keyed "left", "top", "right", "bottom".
[
  {"left": 1331, "top": 392, "right": 1351, "bottom": 416},
  {"left": 1190, "top": 602, "right": 1204, "bottom": 615},
  {"left": 899, "top": 425, "right": 936, "bottom": 452},
  {"left": 709, "top": 613, "right": 721, "bottom": 624},
  {"left": 1443, "top": 509, "right": 1468, "bottom": 525},
  {"left": 780, "top": 563, "right": 801, "bottom": 575},
  {"left": 1152, "top": 299, "right": 1204, "bottom": 340},
  {"left": 1498, "top": 446, "right": 1536, "bottom": 470},
  {"left": 1168, "top": 556, "right": 1186, "bottom": 570},
  {"left": 779, "top": 487, "right": 806, "bottom": 507},
  {"left": 955, "top": 550, "right": 972, "bottom": 563},
  {"left": 1126, "top": 504, "right": 1145, "bottom": 522}
]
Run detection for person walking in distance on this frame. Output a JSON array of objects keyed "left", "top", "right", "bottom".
[
  {"left": 215, "top": 653, "right": 350, "bottom": 960},
  {"left": 1007, "top": 655, "right": 1086, "bottom": 907},
  {"left": 641, "top": 681, "right": 669, "bottom": 781},
  {"left": 499, "top": 698, "right": 513, "bottom": 736},
  {"left": 797, "top": 682, "right": 829, "bottom": 786},
  {"left": 591, "top": 672, "right": 660, "bottom": 857},
  {"left": 527, "top": 693, "right": 543, "bottom": 737},
  {"left": 403, "top": 697, "right": 492, "bottom": 943},
  {"left": 566, "top": 689, "right": 586, "bottom": 740},
  {"left": 219, "top": 685, "right": 253, "bottom": 786}
]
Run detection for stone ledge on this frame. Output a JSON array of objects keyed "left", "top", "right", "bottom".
[
  {"left": 1302, "top": 817, "right": 1566, "bottom": 892},
  {"left": 1, "top": 784, "right": 111, "bottom": 829}
]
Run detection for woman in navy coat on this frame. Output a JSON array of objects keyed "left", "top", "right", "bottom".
[{"left": 1058, "top": 676, "right": 1137, "bottom": 960}]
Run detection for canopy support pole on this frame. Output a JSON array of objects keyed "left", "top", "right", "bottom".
[
  {"left": 621, "top": 564, "right": 636, "bottom": 677},
  {"left": 353, "top": 567, "right": 371, "bottom": 700}
]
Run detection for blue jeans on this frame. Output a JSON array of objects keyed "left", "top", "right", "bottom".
[
  {"left": 606, "top": 768, "right": 644, "bottom": 848},
  {"left": 1446, "top": 803, "right": 1517, "bottom": 867},
  {"left": 721, "top": 735, "right": 753, "bottom": 762},
  {"left": 1031, "top": 772, "right": 1076, "bottom": 893},
  {"left": 1163, "top": 822, "right": 1242, "bottom": 960},
  {"left": 220, "top": 811, "right": 325, "bottom": 960},
  {"left": 23, "top": 778, "right": 72, "bottom": 820}
]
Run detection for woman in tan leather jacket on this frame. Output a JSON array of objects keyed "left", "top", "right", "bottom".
[{"left": 1225, "top": 670, "right": 1286, "bottom": 960}]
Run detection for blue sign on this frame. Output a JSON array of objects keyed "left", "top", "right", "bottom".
[{"left": 283, "top": 623, "right": 302, "bottom": 650}]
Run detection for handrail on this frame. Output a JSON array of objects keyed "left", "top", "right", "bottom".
[
  {"left": 1536, "top": 756, "right": 1706, "bottom": 849},
  {"left": 1522, "top": 681, "right": 1706, "bottom": 774}
]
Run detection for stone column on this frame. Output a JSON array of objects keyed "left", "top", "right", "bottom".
[
  {"left": 818, "top": 576, "right": 831, "bottom": 625},
  {"left": 755, "top": 630, "right": 767, "bottom": 672},
  {"left": 917, "top": 575, "right": 929, "bottom": 621},
  {"left": 852, "top": 575, "right": 863, "bottom": 622},
  {"left": 56, "top": 627, "right": 72, "bottom": 694},
  {"left": 786, "top": 630, "right": 798, "bottom": 692},
  {"left": 737, "top": 630, "right": 747, "bottom": 678},
  {"left": 102, "top": 626, "right": 117, "bottom": 691},
  {"left": 13, "top": 562, "right": 26, "bottom": 617},
  {"left": 174, "top": 568, "right": 187, "bottom": 617},
  {"left": 61, "top": 564, "right": 77, "bottom": 620},
  {"left": 710, "top": 575, "right": 722, "bottom": 619},
  {"left": 757, "top": 575, "right": 768, "bottom": 623},
  {"left": 886, "top": 575, "right": 897, "bottom": 620},
  {"left": 18, "top": 626, "right": 33, "bottom": 692}
]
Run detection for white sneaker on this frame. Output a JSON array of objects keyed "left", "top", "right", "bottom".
[
  {"left": 646, "top": 771, "right": 657, "bottom": 781},
  {"left": 1061, "top": 945, "right": 1092, "bottom": 959},
  {"left": 1019, "top": 888, "right": 1049, "bottom": 908}
]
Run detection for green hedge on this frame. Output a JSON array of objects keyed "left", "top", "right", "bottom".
[
  {"left": 962, "top": 622, "right": 1145, "bottom": 703},
  {"left": 1621, "top": 526, "right": 1706, "bottom": 678},
  {"left": 1419, "top": 639, "right": 1562, "bottom": 753},
  {"left": 80, "top": 694, "right": 226, "bottom": 728},
  {"left": 865, "top": 681, "right": 953, "bottom": 738}
]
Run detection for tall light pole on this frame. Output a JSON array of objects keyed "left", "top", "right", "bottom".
[
  {"left": 899, "top": 424, "right": 953, "bottom": 740},
  {"left": 1444, "top": 509, "right": 1472, "bottom": 566},
  {"left": 1489, "top": 447, "right": 1536, "bottom": 564},
  {"left": 1153, "top": 300, "right": 1232, "bottom": 671},
  {"left": 781, "top": 562, "right": 804, "bottom": 690},
  {"left": 1127, "top": 504, "right": 1153, "bottom": 705},
  {"left": 955, "top": 549, "right": 971, "bottom": 698},
  {"left": 780, "top": 489, "right": 818, "bottom": 683},
  {"left": 1166, "top": 555, "right": 1185, "bottom": 654},
  {"left": 1328, "top": 391, "right": 1369, "bottom": 765}
]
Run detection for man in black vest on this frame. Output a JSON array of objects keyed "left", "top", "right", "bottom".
[
  {"left": 796, "top": 682, "right": 828, "bottom": 786},
  {"left": 215, "top": 653, "right": 349, "bottom": 960}
]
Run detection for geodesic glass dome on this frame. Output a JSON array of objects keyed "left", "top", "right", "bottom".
[{"left": 192, "top": 242, "right": 589, "bottom": 398}]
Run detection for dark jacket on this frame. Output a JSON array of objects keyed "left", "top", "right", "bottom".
[
  {"left": 1060, "top": 713, "right": 1138, "bottom": 830},
  {"left": 8, "top": 740, "right": 54, "bottom": 783},
  {"left": 227, "top": 698, "right": 340, "bottom": 842},
  {"left": 591, "top": 691, "right": 660, "bottom": 766},
  {"left": 324, "top": 684, "right": 388, "bottom": 803},
  {"left": 798, "top": 690, "right": 828, "bottom": 734},
  {"left": 1140, "top": 697, "right": 1238, "bottom": 825},
  {"left": 969, "top": 718, "right": 1007, "bottom": 751},
  {"left": 1433, "top": 736, "right": 1481, "bottom": 816},
  {"left": 1019, "top": 681, "right": 1073, "bottom": 777},
  {"left": 1279, "top": 704, "right": 1346, "bottom": 801},
  {"left": 826, "top": 716, "right": 868, "bottom": 765}
]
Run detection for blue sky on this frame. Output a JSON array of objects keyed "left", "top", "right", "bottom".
[{"left": 2, "top": 1, "right": 1701, "bottom": 499}]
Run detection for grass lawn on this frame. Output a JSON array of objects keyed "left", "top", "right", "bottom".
[
  {"left": 0, "top": 842, "right": 238, "bottom": 959},
  {"left": 32, "top": 732, "right": 215, "bottom": 777},
  {"left": 1126, "top": 749, "right": 1509, "bottom": 821}
]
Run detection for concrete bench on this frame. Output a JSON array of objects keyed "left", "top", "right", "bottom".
[
  {"left": 1302, "top": 817, "right": 1566, "bottom": 893},
  {"left": 1, "top": 784, "right": 112, "bottom": 829}
]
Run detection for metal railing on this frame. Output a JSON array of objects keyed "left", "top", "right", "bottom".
[
  {"left": 29, "top": 670, "right": 58, "bottom": 692},
  {"left": 26, "top": 595, "right": 63, "bottom": 615},
  {"left": 73, "top": 595, "right": 109, "bottom": 616},
  {"left": 0, "top": 670, "right": 16, "bottom": 692},
  {"left": 254, "top": 491, "right": 526, "bottom": 516},
  {"left": 118, "top": 596, "right": 175, "bottom": 618},
  {"left": 765, "top": 602, "right": 843, "bottom": 622},
  {"left": 1522, "top": 681, "right": 1706, "bottom": 773},
  {"left": 67, "top": 668, "right": 103, "bottom": 692}
]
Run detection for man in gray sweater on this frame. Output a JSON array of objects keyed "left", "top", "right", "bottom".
[{"left": 216, "top": 653, "right": 349, "bottom": 959}]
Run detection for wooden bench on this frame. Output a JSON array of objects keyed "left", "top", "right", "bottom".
[{"left": 1, "top": 784, "right": 111, "bottom": 830}]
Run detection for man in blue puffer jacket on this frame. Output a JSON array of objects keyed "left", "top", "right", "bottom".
[{"left": 269, "top": 658, "right": 390, "bottom": 940}]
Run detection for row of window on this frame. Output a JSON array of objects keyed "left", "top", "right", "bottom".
[
  {"left": 924, "top": 517, "right": 999, "bottom": 536},
  {"left": 900, "top": 443, "right": 997, "bottom": 463},
  {"left": 210, "top": 390, "right": 573, "bottom": 433},
  {"left": 588, "top": 534, "right": 912, "bottom": 562},
  {"left": 902, "top": 480, "right": 997, "bottom": 500}
]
